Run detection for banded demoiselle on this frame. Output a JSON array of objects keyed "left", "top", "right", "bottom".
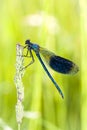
[{"left": 23, "top": 40, "right": 79, "bottom": 99}]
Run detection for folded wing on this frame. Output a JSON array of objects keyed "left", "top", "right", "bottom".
[{"left": 39, "top": 47, "right": 79, "bottom": 75}]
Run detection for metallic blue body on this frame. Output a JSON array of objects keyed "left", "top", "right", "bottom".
[{"left": 25, "top": 39, "right": 64, "bottom": 98}]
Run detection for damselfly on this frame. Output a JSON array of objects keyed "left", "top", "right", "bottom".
[{"left": 22, "top": 40, "right": 79, "bottom": 98}]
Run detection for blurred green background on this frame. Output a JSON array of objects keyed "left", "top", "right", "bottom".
[{"left": 0, "top": 0, "right": 86, "bottom": 130}]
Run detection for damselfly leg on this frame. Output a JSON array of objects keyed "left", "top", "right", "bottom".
[{"left": 21, "top": 46, "right": 35, "bottom": 70}]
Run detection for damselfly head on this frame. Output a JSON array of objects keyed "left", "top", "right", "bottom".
[{"left": 25, "top": 39, "right": 31, "bottom": 45}]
